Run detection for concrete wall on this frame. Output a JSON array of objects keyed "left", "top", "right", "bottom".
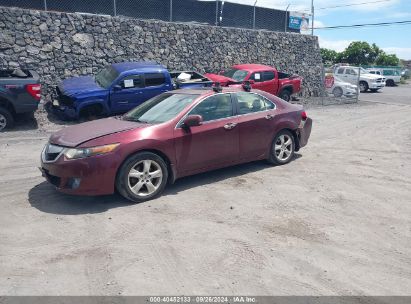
[{"left": 0, "top": 6, "right": 324, "bottom": 101}]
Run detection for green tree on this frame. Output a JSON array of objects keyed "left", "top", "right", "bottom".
[
  {"left": 339, "top": 41, "right": 382, "bottom": 65},
  {"left": 375, "top": 53, "right": 400, "bottom": 66},
  {"left": 320, "top": 48, "right": 339, "bottom": 64}
]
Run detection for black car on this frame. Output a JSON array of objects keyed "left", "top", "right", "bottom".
[{"left": 0, "top": 69, "right": 41, "bottom": 131}]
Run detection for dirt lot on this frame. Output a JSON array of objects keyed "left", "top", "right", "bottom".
[{"left": 0, "top": 85, "right": 410, "bottom": 295}]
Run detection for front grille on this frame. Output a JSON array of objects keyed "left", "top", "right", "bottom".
[
  {"left": 56, "top": 86, "right": 74, "bottom": 106},
  {"left": 43, "top": 144, "right": 64, "bottom": 162},
  {"left": 376, "top": 78, "right": 384, "bottom": 83}
]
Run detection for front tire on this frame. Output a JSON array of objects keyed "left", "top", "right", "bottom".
[
  {"left": 359, "top": 81, "right": 369, "bottom": 93},
  {"left": 116, "top": 152, "right": 168, "bottom": 203},
  {"left": 0, "top": 107, "right": 14, "bottom": 131},
  {"left": 332, "top": 87, "right": 343, "bottom": 98},
  {"left": 267, "top": 130, "right": 295, "bottom": 165}
]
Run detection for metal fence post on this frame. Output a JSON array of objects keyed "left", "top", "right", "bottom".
[
  {"left": 253, "top": 1, "right": 257, "bottom": 29},
  {"left": 170, "top": 0, "right": 173, "bottom": 22},
  {"left": 113, "top": 0, "right": 117, "bottom": 16},
  {"left": 43, "top": 0, "right": 47, "bottom": 11},
  {"left": 215, "top": 0, "right": 219, "bottom": 26}
]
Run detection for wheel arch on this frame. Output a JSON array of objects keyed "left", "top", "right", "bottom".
[
  {"left": 0, "top": 96, "right": 16, "bottom": 116},
  {"left": 116, "top": 148, "right": 176, "bottom": 187}
]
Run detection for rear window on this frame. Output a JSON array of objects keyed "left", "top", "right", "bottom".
[{"left": 145, "top": 73, "right": 166, "bottom": 87}]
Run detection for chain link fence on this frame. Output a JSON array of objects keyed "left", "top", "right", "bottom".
[{"left": 0, "top": 0, "right": 299, "bottom": 32}]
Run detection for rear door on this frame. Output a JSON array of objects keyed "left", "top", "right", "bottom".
[
  {"left": 174, "top": 93, "right": 239, "bottom": 174},
  {"left": 249, "top": 71, "right": 277, "bottom": 94},
  {"left": 110, "top": 74, "right": 144, "bottom": 113},
  {"left": 234, "top": 92, "right": 277, "bottom": 160},
  {"left": 142, "top": 72, "right": 171, "bottom": 101}
]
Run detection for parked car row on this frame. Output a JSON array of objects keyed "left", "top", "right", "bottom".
[{"left": 0, "top": 62, "right": 302, "bottom": 131}]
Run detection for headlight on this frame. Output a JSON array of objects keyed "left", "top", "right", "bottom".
[{"left": 64, "top": 143, "right": 120, "bottom": 160}]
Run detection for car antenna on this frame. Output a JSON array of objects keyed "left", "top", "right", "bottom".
[
  {"left": 213, "top": 82, "right": 222, "bottom": 93},
  {"left": 243, "top": 80, "right": 252, "bottom": 92}
]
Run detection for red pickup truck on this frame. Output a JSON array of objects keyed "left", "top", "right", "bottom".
[{"left": 205, "top": 64, "right": 302, "bottom": 102}]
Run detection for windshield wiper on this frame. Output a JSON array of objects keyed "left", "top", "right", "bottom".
[{"left": 122, "top": 116, "right": 148, "bottom": 123}]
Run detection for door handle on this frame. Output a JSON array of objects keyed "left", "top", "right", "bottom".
[
  {"left": 265, "top": 114, "right": 275, "bottom": 120},
  {"left": 224, "top": 122, "right": 237, "bottom": 130}
]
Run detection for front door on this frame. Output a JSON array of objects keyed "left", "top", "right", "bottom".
[
  {"left": 174, "top": 93, "right": 239, "bottom": 174},
  {"left": 110, "top": 74, "right": 145, "bottom": 113},
  {"left": 249, "top": 71, "right": 278, "bottom": 94}
]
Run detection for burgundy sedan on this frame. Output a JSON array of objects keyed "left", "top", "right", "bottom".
[{"left": 40, "top": 87, "right": 312, "bottom": 203}]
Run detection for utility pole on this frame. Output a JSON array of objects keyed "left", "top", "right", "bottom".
[
  {"left": 284, "top": 4, "right": 290, "bottom": 33},
  {"left": 311, "top": 0, "right": 314, "bottom": 35}
]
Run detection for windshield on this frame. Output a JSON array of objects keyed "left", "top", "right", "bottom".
[
  {"left": 123, "top": 93, "right": 199, "bottom": 124},
  {"left": 360, "top": 68, "right": 368, "bottom": 74},
  {"left": 95, "top": 66, "right": 119, "bottom": 89},
  {"left": 222, "top": 68, "right": 249, "bottom": 82}
]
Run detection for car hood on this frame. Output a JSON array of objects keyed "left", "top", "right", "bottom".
[
  {"left": 361, "top": 73, "right": 383, "bottom": 80},
  {"left": 59, "top": 76, "right": 104, "bottom": 96},
  {"left": 49, "top": 117, "right": 146, "bottom": 147},
  {"left": 204, "top": 73, "right": 237, "bottom": 85}
]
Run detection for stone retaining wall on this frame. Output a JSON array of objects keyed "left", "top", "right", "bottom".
[{"left": 0, "top": 6, "right": 324, "bottom": 101}]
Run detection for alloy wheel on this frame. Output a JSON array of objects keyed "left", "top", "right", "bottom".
[
  {"left": 274, "top": 134, "right": 293, "bottom": 161},
  {"left": 0, "top": 113, "right": 7, "bottom": 131},
  {"left": 127, "top": 159, "right": 163, "bottom": 197}
]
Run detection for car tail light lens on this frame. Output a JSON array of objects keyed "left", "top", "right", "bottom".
[
  {"left": 301, "top": 111, "right": 307, "bottom": 121},
  {"left": 26, "top": 84, "right": 41, "bottom": 101}
]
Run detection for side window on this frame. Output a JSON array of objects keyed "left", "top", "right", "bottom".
[
  {"left": 346, "top": 68, "right": 357, "bottom": 75},
  {"left": 369, "top": 71, "right": 375, "bottom": 74},
  {"left": 120, "top": 75, "right": 142, "bottom": 89},
  {"left": 189, "top": 94, "right": 233, "bottom": 122},
  {"left": 263, "top": 71, "right": 275, "bottom": 81},
  {"left": 383, "top": 70, "right": 393, "bottom": 76},
  {"left": 337, "top": 68, "right": 345, "bottom": 74},
  {"left": 236, "top": 92, "right": 274, "bottom": 115},
  {"left": 145, "top": 73, "right": 166, "bottom": 87},
  {"left": 250, "top": 72, "right": 263, "bottom": 82}
]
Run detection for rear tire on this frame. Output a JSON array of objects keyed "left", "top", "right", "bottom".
[
  {"left": 116, "top": 152, "right": 169, "bottom": 203},
  {"left": 279, "top": 90, "right": 291, "bottom": 102},
  {"left": 267, "top": 130, "right": 295, "bottom": 165},
  {"left": 0, "top": 107, "right": 14, "bottom": 131},
  {"left": 386, "top": 79, "right": 395, "bottom": 86}
]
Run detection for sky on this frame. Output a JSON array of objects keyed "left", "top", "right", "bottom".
[{"left": 216, "top": 0, "right": 411, "bottom": 60}]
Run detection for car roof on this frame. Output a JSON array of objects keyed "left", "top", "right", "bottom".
[
  {"left": 172, "top": 87, "right": 269, "bottom": 96},
  {"left": 111, "top": 61, "right": 166, "bottom": 73},
  {"left": 232, "top": 64, "right": 275, "bottom": 72}
]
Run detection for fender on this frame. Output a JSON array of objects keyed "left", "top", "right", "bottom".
[
  {"left": 76, "top": 98, "right": 110, "bottom": 116},
  {"left": 278, "top": 84, "right": 294, "bottom": 95}
]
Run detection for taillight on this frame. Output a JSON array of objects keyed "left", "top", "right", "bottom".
[
  {"left": 301, "top": 111, "right": 307, "bottom": 121},
  {"left": 26, "top": 84, "right": 41, "bottom": 101}
]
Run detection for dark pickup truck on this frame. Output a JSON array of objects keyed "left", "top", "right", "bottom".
[
  {"left": 52, "top": 62, "right": 212, "bottom": 119},
  {"left": 0, "top": 69, "right": 41, "bottom": 131}
]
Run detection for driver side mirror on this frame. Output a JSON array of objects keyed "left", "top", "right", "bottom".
[
  {"left": 113, "top": 84, "right": 122, "bottom": 91},
  {"left": 182, "top": 115, "right": 203, "bottom": 128}
]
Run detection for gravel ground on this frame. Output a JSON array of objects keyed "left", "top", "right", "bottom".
[{"left": 0, "top": 85, "right": 410, "bottom": 295}]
